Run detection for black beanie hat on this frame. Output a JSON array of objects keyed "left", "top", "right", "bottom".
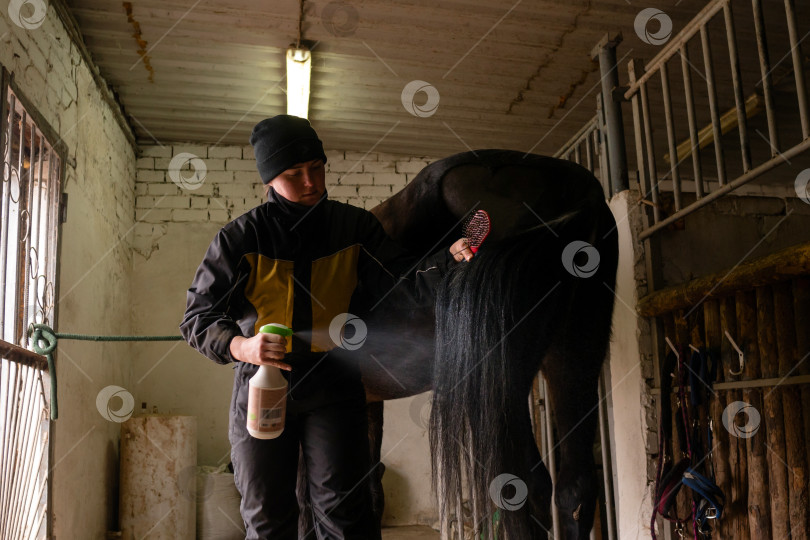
[{"left": 249, "top": 115, "right": 327, "bottom": 184}]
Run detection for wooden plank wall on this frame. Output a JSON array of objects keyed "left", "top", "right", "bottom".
[{"left": 653, "top": 277, "right": 810, "bottom": 538}]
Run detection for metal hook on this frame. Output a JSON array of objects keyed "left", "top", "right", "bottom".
[
  {"left": 724, "top": 329, "right": 745, "bottom": 376},
  {"left": 688, "top": 344, "right": 700, "bottom": 354}
]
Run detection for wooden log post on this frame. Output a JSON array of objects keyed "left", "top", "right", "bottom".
[
  {"left": 774, "top": 281, "right": 809, "bottom": 539},
  {"left": 737, "top": 289, "right": 770, "bottom": 539},
  {"left": 688, "top": 310, "right": 709, "bottom": 468},
  {"left": 637, "top": 241, "right": 810, "bottom": 317},
  {"left": 674, "top": 310, "right": 692, "bottom": 527},
  {"left": 756, "top": 286, "right": 789, "bottom": 538},
  {"left": 794, "top": 278, "right": 810, "bottom": 514},
  {"left": 721, "top": 295, "right": 747, "bottom": 537},
  {"left": 705, "top": 299, "right": 731, "bottom": 539}
]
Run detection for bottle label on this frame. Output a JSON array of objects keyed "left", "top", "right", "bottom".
[{"left": 247, "top": 385, "right": 287, "bottom": 433}]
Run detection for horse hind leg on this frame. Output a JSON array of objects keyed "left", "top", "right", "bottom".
[
  {"left": 526, "top": 427, "right": 554, "bottom": 539},
  {"left": 541, "top": 290, "right": 613, "bottom": 539},
  {"left": 486, "top": 403, "right": 553, "bottom": 540},
  {"left": 543, "top": 352, "right": 601, "bottom": 540}
]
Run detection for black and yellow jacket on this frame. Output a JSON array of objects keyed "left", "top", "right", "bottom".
[{"left": 179, "top": 187, "right": 452, "bottom": 367}]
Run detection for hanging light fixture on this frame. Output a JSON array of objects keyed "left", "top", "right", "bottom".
[
  {"left": 286, "top": 0, "right": 311, "bottom": 118},
  {"left": 286, "top": 46, "right": 311, "bottom": 118}
]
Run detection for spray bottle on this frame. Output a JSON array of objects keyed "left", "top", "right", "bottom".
[{"left": 246, "top": 323, "right": 292, "bottom": 439}]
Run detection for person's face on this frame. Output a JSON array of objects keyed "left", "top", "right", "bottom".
[{"left": 270, "top": 159, "right": 326, "bottom": 205}]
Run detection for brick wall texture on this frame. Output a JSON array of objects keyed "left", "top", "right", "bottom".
[{"left": 134, "top": 145, "right": 437, "bottom": 226}]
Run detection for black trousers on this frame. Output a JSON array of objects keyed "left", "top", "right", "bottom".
[{"left": 229, "top": 358, "right": 376, "bottom": 540}]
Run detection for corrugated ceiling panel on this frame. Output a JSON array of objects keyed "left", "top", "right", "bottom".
[{"left": 67, "top": 0, "right": 750, "bottom": 156}]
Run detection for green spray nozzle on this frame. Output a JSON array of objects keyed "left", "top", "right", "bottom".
[{"left": 260, "top": 323, "right": 293, "bottom": 337}]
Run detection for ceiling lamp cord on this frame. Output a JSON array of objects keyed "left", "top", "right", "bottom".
[{"left": 296, "top": 0, "right": 304, "bottom": 49}]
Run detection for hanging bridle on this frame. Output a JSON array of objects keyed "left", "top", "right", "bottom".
[{"left": 651, "top": 344, "right": 725, "bottom": 539}]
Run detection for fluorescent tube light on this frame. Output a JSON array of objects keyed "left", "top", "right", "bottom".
[{"left": 286, "top": 47, "right": 312, "bottom": 118}]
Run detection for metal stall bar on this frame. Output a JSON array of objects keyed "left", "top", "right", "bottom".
[
  {"left": 553, "top": 116, "right": 599, "bottom": 164},
  {"left": 640, "top": 73, "right": 661, "bottom": 223},
  {"left": 28, "top": 134, "right": 43, "bottom": 337},
  {"left": 26, "top": 126, "right": 46, "bottom": 349},
  {"left": 623, "top": 0, "right": 730, "bottom": 221},
  {"left": 659, "top": 63, "right": 683, "bottom": 211},
  {"left": 46, "top": 152, "right": 60, "bottom": 327},
  {"left": 598, "top": 373, "right": 616, "bottom": 540},
  {"left": 723, "top": 0, "right": 752, "bottom": 171},
  {"left": 12, "top": 107, "right": 27, "bottom": 345},
  {"left": 0, "top": 344, "right": 48, "bottom": 540},
  {"left": 624, "top": 0, "right": 809, "bottom": 240},
  {"left": 542, "top": 377, "right": 561, "bottom": 539},
  {"left": 680, "top": 45, "right": 704, "bottom": 199},
  {"left": 783, "top": 0, "right": 809, "bottom": 140},
  {"left": 592, "top": 34, "right": 628, "bottom": 195},
  {"left": 0, "top": 83, "right": 62, "bottom": 540},
  {"left": 640, "top": 137, "right": 810, "bottom": 240},
  {"left": 533, "top": 370, "right": 618, "bottom": 540},
  {"left": 700, "top": 25, "right": 727, "bottom": 186},
  {"left": 554, "top": 115, "right": 609, "bottom": 196},
  {"left": 7, "top": 359, "right": 35, "bottom": 540},
  {"left": 751, "top": 0, "right": 780, "bottom": 155},
  {"left": 0, "top": 361, "right": 21, "bottom": 539},
  {"left": 20, "top": 118, "right": 35, "bottom": 347},
  {"left": 0, "top": 79, "right": 9, "bottom": 340},
  {"left": 628, "top": 60, "right": 650, "bottom": 200},
  {"left": 596, "top": 94, "right": 611, "bottom": 199},
  {"left": 624, "top": 0, "right": 727, "bottom": 90}
]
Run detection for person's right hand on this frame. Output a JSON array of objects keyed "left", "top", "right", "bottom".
[
  {"left": 229, "top": 334, "right": 292, "bottom": 371},
  {"left": 450, "top": 237, "right": 474, "bottom": 262}
]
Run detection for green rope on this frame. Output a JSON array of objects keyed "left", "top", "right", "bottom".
[{"left": 27, "top": 323, "right": 183, "bottom": 421}]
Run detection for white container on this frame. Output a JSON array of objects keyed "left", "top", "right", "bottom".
[
  {"left": 247, "top": 364, "right": 288, "bottom": 439},
  {"left": 246, "top": 323, "right": 291, "bottom": 439}
]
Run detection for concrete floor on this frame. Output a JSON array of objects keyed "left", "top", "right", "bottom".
[{"left": 381, "top": 525, "right": 440, "bottom": 539}]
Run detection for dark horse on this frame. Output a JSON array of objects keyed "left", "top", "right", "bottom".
[{"left": 301, "top": 150, "right": 618, "bottom": 540}]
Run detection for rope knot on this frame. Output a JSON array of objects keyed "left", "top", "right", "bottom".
[{"left": 28, "top": 323, "right": 58, "bottom": 356}]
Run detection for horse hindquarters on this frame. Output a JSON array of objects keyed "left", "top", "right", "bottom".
[
  {"left": 430, "top": 200, "right": 618, "bottom": 540},
  {"left": 430, "top": 229, "right": 568, "bottom": 540}
]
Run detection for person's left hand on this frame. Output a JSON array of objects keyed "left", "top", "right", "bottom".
[{"left": 450, "top": 238, "right": 474, "bottom": 262}]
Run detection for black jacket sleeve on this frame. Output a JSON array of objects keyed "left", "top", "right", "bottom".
[
  {"left": 356, "top": 210, "right": 455, "bottom": 310},
  {"left": 179, "top": 228, "right": 246, "bottom": 365}
]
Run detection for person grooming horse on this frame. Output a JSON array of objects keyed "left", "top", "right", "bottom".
[{"left": 180, "top": 114, "right": 469, "bottom": 539}]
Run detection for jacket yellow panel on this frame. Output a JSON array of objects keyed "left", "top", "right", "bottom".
[
  {"left": 243, "top": 254, "right": 295, "bottom": 353},
  {"left": 310, "top": 245, "right": 360, "bottom": 352}
]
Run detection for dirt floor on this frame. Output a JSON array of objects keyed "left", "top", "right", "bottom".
[{"left": 381, "top": 525, "right": 440, "bottom": 539}]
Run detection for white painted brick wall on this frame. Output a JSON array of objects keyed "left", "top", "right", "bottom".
[
  {"left": 135, "top": 146, "right": 438, "bottom": 224},
  {"left": 209, "top": 147, "right": 241, "bottom": 159},
  {"left": 226, "top": 158, "right": 257, "bottom": 171},
  {"left": 358, "top": 186, "right": 392, "bottom": 198}
]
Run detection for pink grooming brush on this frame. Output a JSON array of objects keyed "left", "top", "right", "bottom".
[{"left": 461, "top": 210, "right": 491, "bottom": 254}]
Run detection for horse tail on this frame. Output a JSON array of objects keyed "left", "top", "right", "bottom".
[{"left": 429, "top": 199, "right": 617, "bottom": 539}]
